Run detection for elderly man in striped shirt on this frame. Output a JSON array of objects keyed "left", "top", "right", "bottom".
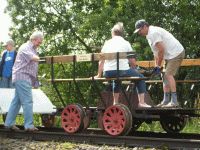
[{"left": 4, "top": 31, "right": 43, "bottom": 131}]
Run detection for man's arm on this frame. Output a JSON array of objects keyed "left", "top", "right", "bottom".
[
  {"left": 95, "top": 59, "right": 105, "bottom": 78},
  {"left": 155, "top": 41, "right": 164, "bottom": 67},
  {"left": 31, "top": 55, "right": 40, "bottom": 61},
  {"left": 154, "top": 55, "right": 158, "bottom": 66}
]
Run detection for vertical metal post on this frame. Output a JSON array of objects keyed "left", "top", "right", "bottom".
[
  {"left": 73, "top": 55, "right": 76, "bottom": 80},
  {"left": 91, "top": 53, "right": 95, "bottom": 78},
  {"left": 50, "top": 56, "right": 54, "bottom": 83},
  {"left": 117, "top": 52, "right": 119, "bottom": 79}
]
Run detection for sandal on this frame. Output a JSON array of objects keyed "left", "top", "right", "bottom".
[
  {"left": 5, "top": 125, "right": 20, "bottom": 131},
  {"left": 25, "top": 127, "right": 39, "bottom": 132}
]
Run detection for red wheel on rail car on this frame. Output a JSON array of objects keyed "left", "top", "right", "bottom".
[
  {"left": 115, "top": 104, "right": 132, "bottom": 135},
  {"left": 103, "top": 104, "right": 132, "bottom": 136},
  {"left": 61, "top": 104, "right": 85, "bottom": 133}
]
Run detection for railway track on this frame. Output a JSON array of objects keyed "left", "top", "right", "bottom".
[{"left": 0, "top": 125, "right": 200, "bottom": 149}]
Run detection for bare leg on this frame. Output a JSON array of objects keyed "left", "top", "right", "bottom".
[
  {"left": 138, "top": 93, "right": 145, "bottom": 104},
  {"left": 165, "top": 74, "right": 176, "bottom": 92},
  {"left": 158, "top": 74, "right": 170, "bottom": 105},
  {"left": 113, "top": 93, "right": 119, "bottom": 105},
  {"left": 163, "top": 82, "right": 170, "bottom": 93},
  {"left": 138, "top": 93, "right": 151, "bottom": 107}
]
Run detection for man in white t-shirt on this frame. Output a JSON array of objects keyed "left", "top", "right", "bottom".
[
  {"left": 95, "top": 22, "right": 150, "bottom": 108},
  {"left": 134, "top": 19, "right": 185, "bottom": 107}
]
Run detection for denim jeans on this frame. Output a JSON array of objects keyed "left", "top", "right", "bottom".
[
  {"left": 104, "top": 69, "right": 146, "bottom": 93},
  {"left": 0, "top": 77, "right": 14, "bottom": 88},
  {"left": 5, "top": 80, "right": 34, "bottom": 129}
]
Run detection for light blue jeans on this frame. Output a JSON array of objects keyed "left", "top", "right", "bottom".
[
  {"left": 5, "top": 80, "right": 34, "bottom": 129},
  {"left": 104, "top": 68, "right": 146, "bottom": 93},
  {"left": 0, "top": 77, "right": 14, "bottom": 88}
]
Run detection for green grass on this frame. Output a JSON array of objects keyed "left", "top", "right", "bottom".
[
  {"left": 138, "top": 121, "right": 163, "bottom": 132},
  {"left": 137, "top": 118, "right": 200, "bottom": 133},
  {"left": 182, "top": 118, "right": 200, "bottom": 133}
]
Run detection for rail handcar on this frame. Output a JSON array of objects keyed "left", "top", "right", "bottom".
[{"left": 41, "top": 52, "right": 200, "bottom": 136}]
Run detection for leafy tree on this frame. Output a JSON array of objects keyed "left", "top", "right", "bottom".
[
  {"left": 5, "top": 0, "right": 200, "bottom": 106},
  {"left": 6, "top": 0, "right": 200, "bottom": 57}
]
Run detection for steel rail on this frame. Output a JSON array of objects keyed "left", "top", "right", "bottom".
[{"left": 0, "top": 128, "right": 200, "bottom": 149}]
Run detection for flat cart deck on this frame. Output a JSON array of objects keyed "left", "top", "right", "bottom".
[{"left": 0, "top": 88, "right": 56, "bottom": 115}]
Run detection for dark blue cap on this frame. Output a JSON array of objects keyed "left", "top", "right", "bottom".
[{"left": 134, "top": 19, "right": 148, "bottom": 33}]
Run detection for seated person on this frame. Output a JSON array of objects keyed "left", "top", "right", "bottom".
[
  {"left": 95, "top": 22, "right": 151, "bottom": 108},
  {"left": 128, "top": 54, "right": 154, "bottom": 78},
  {"left": 127, "top": 54, "right": 137, "bottom": 69}
]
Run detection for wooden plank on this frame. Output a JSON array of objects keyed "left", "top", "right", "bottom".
[
  {"left": 47, "top": 79, "right": 199, "bottom": 83},
  {"left": 137, "top": 61, "right": 156, "bottom": 68},
  {"left": 44, "top": 53, "right": 200, "bottom": 67},
  {"left": 146, "top": 80, "right": 199, "bottom": 83},
  {"left": 45, "top": 55, "right": 74, "bottom": 64},
  {"left": 45, "top": 52, "right": 135, "bottom": 64},
  {"left": 46, "top": 76, "right": 149, "bottom": 82},
  {"left": 137, "top": 59, "right": 200, "bottom": 68},
  {"left": 181, "top": 59, "right": 200, "bottom": 66}
]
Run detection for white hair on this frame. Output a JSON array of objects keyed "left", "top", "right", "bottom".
[
  {"left": 111, "top": 22, "right": 124, "bottom": 36},
  {"left": 30, "top": 31, "right": 44, "bottom": 40},
  {"left": 3, "top": 39, "right": 15, "bottom": 46}
]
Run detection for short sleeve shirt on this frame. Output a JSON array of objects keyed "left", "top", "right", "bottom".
[
  {"left": 146, "top": 26, "right": 184, "bottom": 60},
  {"left": 101, "top": 36, "right": 133, "bottom": 71},
  {"left": 12, "top": 41, "right": 39, "bottom": 86}
]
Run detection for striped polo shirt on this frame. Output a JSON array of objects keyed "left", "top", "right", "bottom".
[{"left": 12, "top": 41, "right": 39, "bottom": 86}]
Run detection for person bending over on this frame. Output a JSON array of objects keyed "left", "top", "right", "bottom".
[{"left": 134, "top": 19, "right": 185, "bottom": 107}]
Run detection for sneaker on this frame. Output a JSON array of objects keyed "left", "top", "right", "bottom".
[
  {"left": 113, "top": 102, "right": 119, "bottom": 105},
  {"left": 156, "top": 101, "right": 169, "bottom": 107},
  {"left": 138, "top": 103, "right": 151, "bottom": 108},
  {"left": 162, "top": 102, "right": 179, "bottom": 108},
  {"left": 144, "top": 103, "right": 152, "bottom": 108},
  {"left": 25, "top": 127, "right": 39, "bottom": 132},
  {"left": 5, "top": 125, "right": 20, "bottom": 131}
]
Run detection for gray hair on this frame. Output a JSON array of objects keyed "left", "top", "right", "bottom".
[
  {"left": 30, "top": 31, "right": 44, "bottom": 40},
  {"left": 111, "top": 22, "right": 124, "bottom": 36},
  {"left": 3, "top": 39, "right": 15, "bottom": 47}
]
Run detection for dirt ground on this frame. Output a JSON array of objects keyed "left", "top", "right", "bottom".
[{"left": 0, "top": 137, "right": 157, "bottom": 150}]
